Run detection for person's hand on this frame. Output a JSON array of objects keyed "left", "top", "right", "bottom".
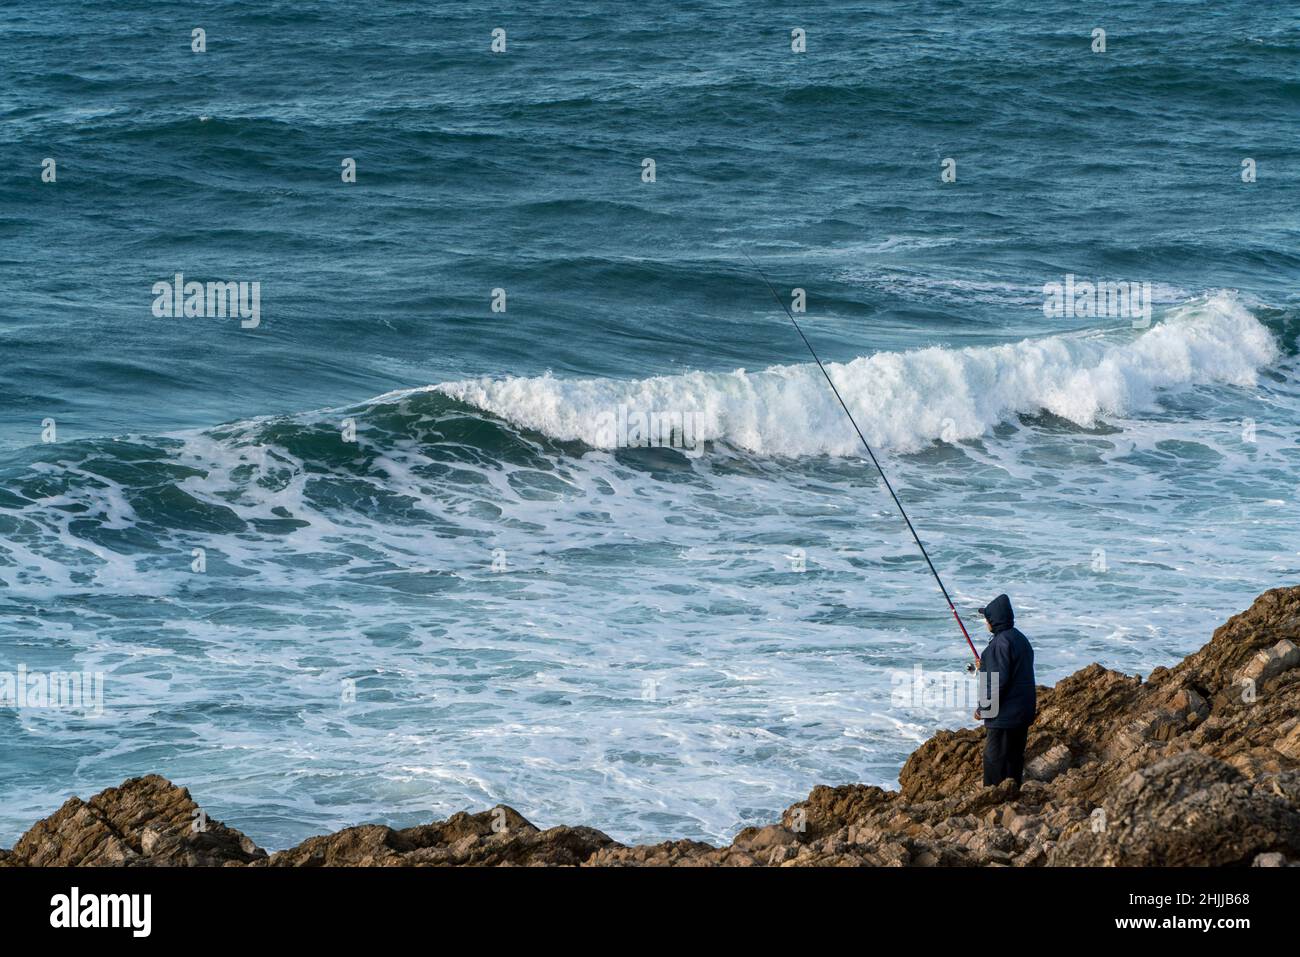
[{"left": 973, "top": 709, "right": 982, "bottom": 722}]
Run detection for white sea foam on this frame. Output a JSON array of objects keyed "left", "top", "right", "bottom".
[
  {"left": 432, "top": 292, "right": 1277, "bottom": 456},
  {"left": 1, "top": 291, "right": 1294, "bottom": 851}
]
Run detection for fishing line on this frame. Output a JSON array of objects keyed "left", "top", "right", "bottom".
[{"left": 744, "top": 252, "right": 981, "bottom": 665}]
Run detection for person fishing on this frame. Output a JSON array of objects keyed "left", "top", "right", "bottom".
[
  {"left": 749, "top": 256, "right": 1034, "bottom": 792},
  {"left": 972, "top": 594, "right": 1036, "bottom": 787}
]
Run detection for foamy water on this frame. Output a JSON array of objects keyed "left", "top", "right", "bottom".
[
  {"left": 434, "top": 292, "right": 1277, "bottom": 454},
  {"left": 2, "top": 294, "right": 1297, "bottom": 849}
]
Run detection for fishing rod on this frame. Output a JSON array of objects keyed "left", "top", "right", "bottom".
[{"left": 744, "top": 252, "right": 981, "bottom": 666}]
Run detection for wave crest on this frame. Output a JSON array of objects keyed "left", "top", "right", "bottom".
[{"left": 429, "top": 292, "right": 1277, "bottom": 456}]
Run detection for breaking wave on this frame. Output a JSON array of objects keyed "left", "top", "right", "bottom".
[{"left": 429, "top": 292, "right": 1278, "bottom": 456}]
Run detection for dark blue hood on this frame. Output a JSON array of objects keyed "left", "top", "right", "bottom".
[
  {"left": 976, "top": 593, "right": 1035, "bottom": 728},
  {"left": 980, "top": 593, "right": 1014, "bottom": 632}
]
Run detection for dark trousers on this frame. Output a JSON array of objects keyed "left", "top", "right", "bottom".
[{"left": 983, "top": 724, "right": 1030, "bottom": 787}]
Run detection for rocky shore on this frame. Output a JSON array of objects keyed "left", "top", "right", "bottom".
[{"left": 5, "top": 586, "right": 1300, "bottom": 867}]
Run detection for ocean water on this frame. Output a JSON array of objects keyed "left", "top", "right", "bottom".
[{"left": 1, "top": 1, "right": 1298, "bottom": 849}]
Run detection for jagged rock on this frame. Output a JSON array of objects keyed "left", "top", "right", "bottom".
[
  {"left": 899, "top": 729, "right": 984, "bottom": 802},
  {"left": 1025, "top": 743, "right": 1072, "bottom": 782},
  {"left": 5, "top": 774, "right": 265, "bottom": 866},
  {"left": 781, "top": 784, "right": 892, "bottom": 839},
  {"left": 268, "top": 806, "right": 614, "bottom": 866},
  {"left": 4, "top": 587, "right": 1300, "bottom": 867},
  {"left": 1007, "top": 813, "right": 1042, "bottom": 839},
  {"left": 1235, "top": 638, "right": 1300, "bottom": 688},
  {"left": 766, "top": 844, "right": 797, "bottom": 865},
  {"left": 732, "top": 824, "right": 799, "bottom": 851},
  {"left": 1048, "top": 753, "right": 1300, "bottom": 866},
  {"left": 585, "top": 839, "right": 717, "bottom": 866},
  {"left": 1275, "top": 720, "right": 1300, "bottom": 761}
]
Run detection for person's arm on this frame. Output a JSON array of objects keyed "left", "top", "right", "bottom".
[{"left": 974, "top": 638, "right": 1007, "bottom": 721}]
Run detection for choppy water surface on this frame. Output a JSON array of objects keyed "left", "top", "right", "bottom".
[{"left": 1, "top": 2, "right": 1297, "bottom": 847}]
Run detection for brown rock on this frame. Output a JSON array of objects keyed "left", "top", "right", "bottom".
[
  {"left": 6, "top": 775, "right": 265, "bottom": 866},
  {"left": 732, "top": 824, "right": 799, "bottom": 851},
  {"left": 1048, "top": 753, "right": 1300, "bottom": 866},
  {"left": 269, "top": 806, "right": 614, "bottom": 867},
  {"left": 781, "top": 784, "right": 892, "bottom": 839},
  {"left": 1234, "top": 638, "right": 1300, "bottom": 689},
  {"left": 1025, "top": 743, "right": 1072, "bottom": 782}
]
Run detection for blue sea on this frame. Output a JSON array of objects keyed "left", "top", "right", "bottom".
[{"left": 1, "top": 1, "right": 1298, "bottom": 849}]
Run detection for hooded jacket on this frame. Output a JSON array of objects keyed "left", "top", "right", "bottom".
[{"left": 976, "top": 594, "right": 1036, "bottom": 729}]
